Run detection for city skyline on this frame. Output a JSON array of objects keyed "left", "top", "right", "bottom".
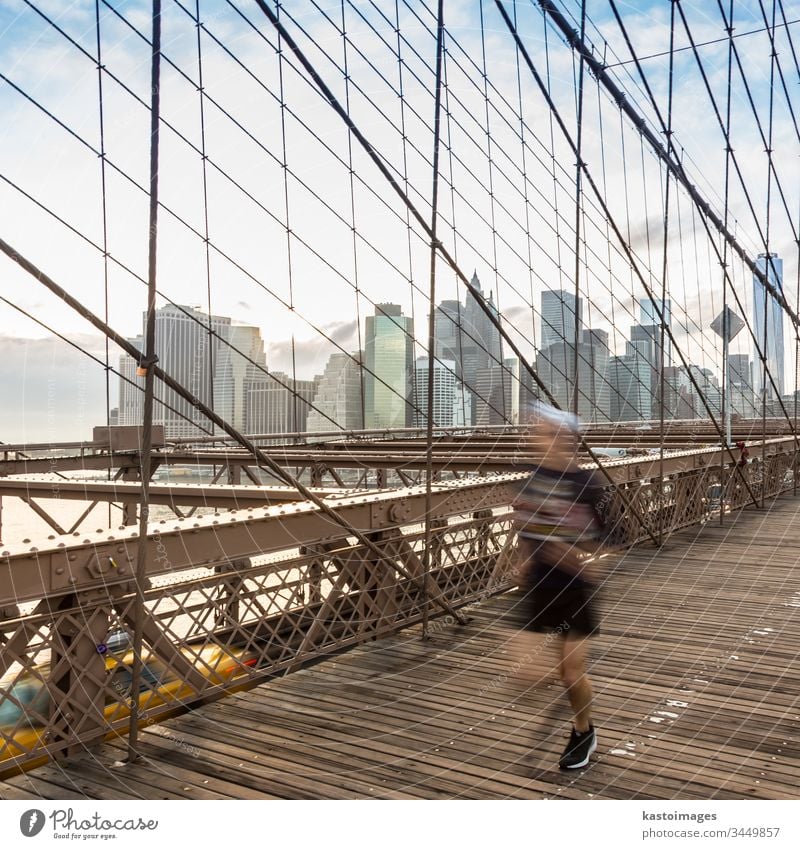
[{"left": 104, "top": 271, "right": 793, "bottom": 442}]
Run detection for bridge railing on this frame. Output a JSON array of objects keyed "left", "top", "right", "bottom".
[{"left": 0, "top": 438, "right": 797, "bottom": 774}]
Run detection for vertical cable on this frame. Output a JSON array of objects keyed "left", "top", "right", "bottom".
[
  {"left": 595, "top": 70, "right": 614, "bottom": 422},
  {"left": 194, "top": 0, "right": 215, "bottom": 431},
  {"left": 94, "top": 0, "right": 112, "bottom": 523},
  {"left": 761, "top": 0, "right": 779, "bottom": 504},
  {"left": 571, "top": 0, "right": 587, "bottom": 416},
  {"left": 513, "top": 1, "right": 536, "bottom": 407},
  {"left": 478, "top": 0, "right": 506, "bottom": 422},
  {"left": 127, "top": 0, "right": 161, "bottom": 762},
  {"left": 658, "top": 0, "right": 675, "bottom": 542},
  {"left": 720, "top": 0, "right": 735, "bottom": 521},
  {"left": 394, "top": 0, "right": 419, "bottom": 435},
  {"left": 422, "top": 0, "right": 446, "bottom": 638},
  {"left": 276, "top": 3, "right": 299, "bottom": 444},
  {"left": 441, "top": 31, "right": 469, "bottom": 426}
]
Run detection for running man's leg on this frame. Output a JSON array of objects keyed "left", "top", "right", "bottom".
[
  {"left": 509, "top": 628, "right": 560, "bottom": 689},
  {"left": 559, "top": 634, "right": 593, "bottom": 732}
]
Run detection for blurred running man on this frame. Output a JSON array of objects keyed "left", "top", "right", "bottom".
[{"left": 512, "top": 401, "right": 609, "bottom": 770}]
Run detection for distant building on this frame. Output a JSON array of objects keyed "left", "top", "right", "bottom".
[
  {"left": 413, "top": 357, "right": 472, "bottom": 428},
  {"left": 474, "top": 358, "right": 519, "bottom": 426},
  {"left": 536, "top": 330, "right": 610, "bottom": 422},
  {"left": 213, "top": 324, "right": 267, "bottom": 433},
  {"left": 118, "top": 335, "right": 144, "bottom": 427},
  {"left": 753, "top": 253, "right": 785, "bottom": 400},
  {"left": 541, "top": 289, "right": 582, "bottom": 350},
  {"left": 431, "top": 271, "right": 503, "bottom": 422},
  {"left": 306, "top": 352, "right": 364, "bottom": 436},
  {"left": 246, "top": 372, "right": 318, "bottom": 438},
  {"left": 117, "top": 304, "right": 230, "bottom": 438},
  {"left": 729, "top": 354, "right": 757, "bottom": 417},
  {"left": 118, "top": 306, "right": 269, "bottom": 438},
  {"left": 610, "top": 351, "right": 651, "bottom": 421},
  {"left": 639, "top": 297, "right": 672, "bottom": 367},
  {"left": 364, "top": 304, "right": 414, "bottom": 429}
]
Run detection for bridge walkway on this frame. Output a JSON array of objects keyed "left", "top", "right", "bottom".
[{"left": 2, "top": 497, "right": 799, "bottom": 800}]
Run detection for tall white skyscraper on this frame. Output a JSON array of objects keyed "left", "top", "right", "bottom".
[
  {"left": 639, "top": 297, "right": 672, "bottom": 368},
  {"left": 245, "top": 372, "right": 317, "bottom": 438},
  {"left": 431, "top": 271, "right": 503, "bottom": 423},
  {"left": 541, "top": 290, "right": 582, "bottom": 350},
  {"left": 413, "top": 357, "right": 469, "bottom": 428},
  {"left": 118, "top": 335, "right": 144, "bottom": 427},
  {"left": 118, "top": 305, "right": 267, "bottom": 438},
  {"left": 753, "top": 253, "right": 785, "bottom": 400}
]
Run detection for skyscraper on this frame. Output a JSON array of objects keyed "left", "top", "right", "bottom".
[
  {"left": 729, "top": 354, "right": 757, "bottom": 418},
  {"left": 118, "top": 335, "right": 144, "bottom": 427},
  {"left": 213, "top": 323, "right": 267, "bottom": 432},
  {"left": 245, "top": 372, "right": 318, "bottom": 439},
  {"left": 364, "top": 304, "right": 414, "bottom": 429},
  {"left": 753, "top": 253, "right": 785, "bottom": 400},
  {"left": 118, "top": 305, "right": 231, "bottom": 438},
  {"left": 639, "top": 297, "right": 672, "bottom": 368},
  {"left": 541, "top": 290, "right": 582, "bottom": 350},
  {"left": 118, "top": 306, "right": 271, "bottom": 438},
  {"left": 413, "top": 357, "right": 471, "bottom": 428},
  {"left": 537, "top": 335, "right": 610, "bottom": 422},
  {"left": 306, "top": 351, "right": 365, "bottom": 436},
  {"left": 474, "top": 358, "right": 519, "bottom": 426},
  {"left": 610, "top": 352, "right": 651, "bottom": 421},
  {"left": 640, "top": 297, "right": 671, "bottom": 328},
  {"left": 431, "top": 272, "right": 504, "bottom": 423}
]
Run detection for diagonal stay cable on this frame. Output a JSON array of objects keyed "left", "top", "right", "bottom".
[
  {"left": 0, "top": 238, "right": 470, "bottom": 626},
  {"left": 605, "top": 0, "right": 800, "bottom": 446},
  {"left": 536, "top": 0, "right": 800, "bottom": 333},
  {"left": 250, "top": 0, "right": 659, "bottom": 546},
  {"left": 495, "top": 0, "right": 761, "bottom": 510}
]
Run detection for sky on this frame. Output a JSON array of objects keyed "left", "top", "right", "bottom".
[{"left": 0, "top": 0, "right": 798, "bottom": 441}]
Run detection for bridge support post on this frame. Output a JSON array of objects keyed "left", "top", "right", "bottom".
[
  {"left": 48, "top": 593, "right": 110, "bottom": 759},
  {"left": 120, "top": 468, "right": 139, "bottom": 526}
]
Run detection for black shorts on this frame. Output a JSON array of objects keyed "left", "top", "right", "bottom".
[{"left": 521, "top": 581, "right": 599, "bottom": 637}]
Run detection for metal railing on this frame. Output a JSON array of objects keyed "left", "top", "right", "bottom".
[{"left": 0, "top": 439, "right": 797, "bottom": 775}]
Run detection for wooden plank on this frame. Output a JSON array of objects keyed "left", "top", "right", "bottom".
[{"left": 2, "top": 497, "right": 799, "bottom": 799}]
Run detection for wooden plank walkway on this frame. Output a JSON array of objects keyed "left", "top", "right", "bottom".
[{"left": 2, "top": 495, "right": 800, "bottom": 800}]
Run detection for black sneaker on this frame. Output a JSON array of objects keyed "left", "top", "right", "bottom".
[{"left": 558, "top": 725, "right": 597, "bottom": 769}]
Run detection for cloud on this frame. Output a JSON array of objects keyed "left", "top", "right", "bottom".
[
  {"left": 266, "top": 319, "right": 360, "bottom": 378},
  {"left": 0, "top": 334, "right": 113, "bottom": 443}
]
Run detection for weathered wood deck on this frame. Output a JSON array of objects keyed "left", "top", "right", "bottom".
[{"left": 2, "top": 495, "right": 800, "bottom": 800}]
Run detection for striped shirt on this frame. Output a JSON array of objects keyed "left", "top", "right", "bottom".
[{"left": 514, "top": 466, "right": 605, "bottom": 544}]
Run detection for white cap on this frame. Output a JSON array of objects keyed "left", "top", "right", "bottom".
[{"left": 527, "top": 400, "right": 581, "bottom": 434}]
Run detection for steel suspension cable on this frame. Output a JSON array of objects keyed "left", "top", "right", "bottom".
[
  {"left": 495, "top": 0, "right": 760, "bottom": 509},
  {"left": 600, "top": 0, "right": 800, "bottom": 435},
  {"left": 421, "top": 0, "right": 446, "bottom": 638},
  {"left": 252, "top": 0, "right": 660, "bottom": 544},
  {"left": 0, "top": 236, "right": 471, "bottom": 626},
  {"left": 193, "top": 0, "right": 216, "bottom": 424},
  {"left": 127, "top": 0, "right": 162, "bottom": 763},
  {"left": 658, "top": 1, "right": 676, "bottom": 541},
  {"left": 571, "top": 0, "right": 587, "bottom": 417},
  {"left": 536, "top": 0, "right": 799, "bottom": 331}
]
